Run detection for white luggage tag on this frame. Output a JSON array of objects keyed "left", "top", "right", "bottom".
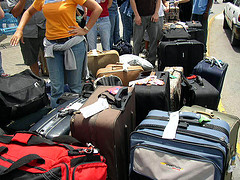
[
  {"left": 80, "top": 97, "right": 109, "bottom": 118},
  {"left": 162, "top": 111, "right": 180, "bottom": 139}
]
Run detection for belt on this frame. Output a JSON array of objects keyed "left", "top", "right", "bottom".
[{"left": 52, "top": 36, "right": 74, "bottom": 43}]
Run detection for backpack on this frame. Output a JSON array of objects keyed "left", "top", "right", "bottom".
[{"left": 0, "top": 132, "right": 107, "bottom": 180}]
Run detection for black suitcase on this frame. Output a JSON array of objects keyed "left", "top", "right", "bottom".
[
  {"left": 135, "top": 71, "right": 170, "bottom": 125},
  {"left": 157, "top": 39, "right": 204, "bottom": 76},
  {"left": 29, "top": 96, "right": 87, "bottom": 139},
  {"left": 181, "top": 75, "right": 220, "bottom": 110},
  {"left": 192, "top": 57, "right": 228, "bottom": 94},
  {"left": 188, "top": 28, "right": 205, "bottom": 45}
]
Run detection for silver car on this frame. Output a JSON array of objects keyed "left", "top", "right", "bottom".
[{"left": 223, "top": 0, "right": 240, "bottom": 46}]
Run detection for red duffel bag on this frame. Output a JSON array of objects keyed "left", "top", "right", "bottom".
[{"left": 0, "top": 132, "right": 107, "bottom": 180}]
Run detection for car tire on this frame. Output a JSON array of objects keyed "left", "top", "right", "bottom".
[
  {"left": 223, "top": 16, "right": 229, "bottom": 29},
  {"left": 230, "top": 28, "right": 240, "bottom": 46}
]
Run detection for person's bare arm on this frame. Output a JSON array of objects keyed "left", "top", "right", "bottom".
[
  {"left": 10, "top": 5, "right": 37, "bottom": 46},
  {"left": 203, "top": 0, "right": 213, "bottom": 20},
  {"left": 151, "top": 0, "right": 160, "bottom": 22},
  {"left": 174, "top": 0, "right": 190, "bottom": 7},
  {"left": 0, "top": 5, "right": 4, "bottom": 19},
  {"left": 130, "top": 0, "right": 141, "bottom": 25},
  {"left": 10, "top": 0, "right": 27, "bottom": 18},
  {"left": 107, "top": 0, "right": 113, "bottom": 9},
  {"left": 68, "top": 0, "right": 102, "bottom": 36}
]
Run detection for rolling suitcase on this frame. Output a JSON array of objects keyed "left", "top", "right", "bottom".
[
  {"left": 87, "top": 50, "right": 119, "bottom": 77},
  {"left": 180, "top": 105, "right": 240, "bottom": 180},
  {"left": 192, "top": 57, "right": 228, "bottom": 94},
  {"left": 29, "top": 96, "right": 87, "bottom": 139},
  {"left": 133, "top": 71, "right": 170, "bottom": 125},
  {"left": 130, "top": 109, "right": 230, "bottom": 180},
  {"left": 70, "top": 86, "right": 136, "bottom": 180},
  {"left": 181, "top": 75, "right": 220, "bottom": 110},
  {"left": 164, "top": 66, "right": 183, "bottom": 111},
  {"left": 157, "top": 39, "right": 204, "bottom": 76}
]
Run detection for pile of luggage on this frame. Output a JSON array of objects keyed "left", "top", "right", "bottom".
[{"left": 0, "top": 21, "right": 239, "bottom": 180}]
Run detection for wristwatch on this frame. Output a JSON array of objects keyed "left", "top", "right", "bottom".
[{"left": 83, "top": 26, "right": 89, "bottom": 32}]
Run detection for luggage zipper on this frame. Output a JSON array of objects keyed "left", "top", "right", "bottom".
[
  {"left": 137, "top": 123, "right": 228, "bottom": 149},
  {"left": 131, "top": 130, "right": 227, "bottom": 169},
  {"left": 131, "top": 143, "right": 221, "bottom": 173}
]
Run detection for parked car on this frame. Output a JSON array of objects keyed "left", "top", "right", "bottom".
[{"left": 223, "top": 0, "right": 240, "bottom": 46}]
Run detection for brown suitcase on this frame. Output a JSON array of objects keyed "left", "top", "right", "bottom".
[
  {"left": 164, "top": 66, "right": 183, "bottom": 111},
  {"left": 96, "top": 64, "right": 144, "bottom": 86},
  {"left": 87, "top": 50, "right": 119, "bottom": 77},
  {"left": 70, "top": 86, "right": 136, "bottom": 180}
]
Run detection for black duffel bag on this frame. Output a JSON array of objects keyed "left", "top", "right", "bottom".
[{"left": 0, "top": 69, "right": 49, "bottom": 124}]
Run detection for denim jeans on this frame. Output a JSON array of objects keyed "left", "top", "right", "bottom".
[
  {"left": 46, "top": 41, "right": 85, "bottom": 108},
  {"left": 192, "top": 14, "right": 208, "bottom": 52},
  {"left": 109, "top": 10, "right": 121, "bottom": 49},
  {"left": 0, "top": 52, "right": 4, "bottom": 75},
  {"left": 133, "top": 16, "right": 159, "bottom": 66},
  {"left": 120, "top": 11, "right": 133, "bottom": 43},
  {"left": 87, "top": 16, "right": 111, "bottom": 51}
]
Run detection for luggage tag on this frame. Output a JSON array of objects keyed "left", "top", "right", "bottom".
[
  {"left": 162, "top": 111, "right": 180, "bottom": 139},
  {"left": 80, "top": 97, "right": 109, "bottom": 118}
]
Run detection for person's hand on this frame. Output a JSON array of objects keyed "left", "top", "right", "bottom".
[
  {"left": 10, "top": 29, "right": 24, "bottom": 46},
  {"left": 134, "top": 15, "right": 141, "bottom": 25},
  {"left": 151, "top": 13, "right": 159, "bottom": 23},
  {"left": 174, "top": 1, "right": 179, "bottom": 6},
  {"left": 68, "top": 26, "right": 88, "bottom": 36}
]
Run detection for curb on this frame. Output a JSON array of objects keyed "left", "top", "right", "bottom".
[{"left": 208, "top": 12, "right": 240, "bottom": 159}]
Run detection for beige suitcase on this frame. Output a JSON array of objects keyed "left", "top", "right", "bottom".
[
  {"left": 87, "top": 50, "right": 119, "bottom": 77},
  {"left": 96, "top": 64, "right": 144, "bottom": 86},
  {"left": 164, "top": 66, "right": 183, "bottom": 111}
]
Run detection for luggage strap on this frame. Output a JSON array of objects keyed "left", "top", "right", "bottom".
[{"left": 145, "top": 115, "right": 229, "bottom": 138}]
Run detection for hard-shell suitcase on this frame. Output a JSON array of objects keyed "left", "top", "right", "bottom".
[
  {"left": 180, "top": 105, "right": 240, "bottom": 180},
  {"left": 192, "top": 57, "right": 228, "bottom": 94},
  {"left": 70, "top": 86, "right": 136, "bottom": 180},
  {"left": 87, "top": 50, "right": 119, "bottom": 77},
  {"left": 130, "top": 109, "right": 230, "bottom": 180},
  {"left": 29, "top": 97, "right": 87, "bottom": 139},
  {"left": 164, "top": 66, "right": 183, "bottom": 111},
  {"left": 133, "top": 71, "right": 170, "bottom": 125},
  {"left": 96, "top": 64, "right": 144, "bottom": 86},
  {"left": 157, "top": 39, "right": 204, "bottom": 76},
  {"left": 181, "top": 75, "right": 220, "bottom": 110}
]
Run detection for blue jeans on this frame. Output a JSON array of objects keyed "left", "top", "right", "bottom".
[
  {"left": 87, "top": 16, "right": 111, "bottom": 51},
  {"left": 109, "top": 10, "right": 121, "bottom": 49},
  {"left": 120, "top": 11, "right": 133, "bottom": 43},
  {"left": 46, "top": 41, "right": 85, "bottom": 108},
  {"left": 0, "top": 52, "right": 4, "bottom": 75}
]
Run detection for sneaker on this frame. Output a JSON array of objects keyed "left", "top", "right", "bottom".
[
  {"left": 1, "top": 73, "right": 10, "bottom": 77},
  {"left": 142, "top": 49, "right": 149, "bottom": 57}
]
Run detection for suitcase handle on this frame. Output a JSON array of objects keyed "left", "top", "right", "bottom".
[{"left": 115, "top": 87, "right": 132, "bottom": 111}]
